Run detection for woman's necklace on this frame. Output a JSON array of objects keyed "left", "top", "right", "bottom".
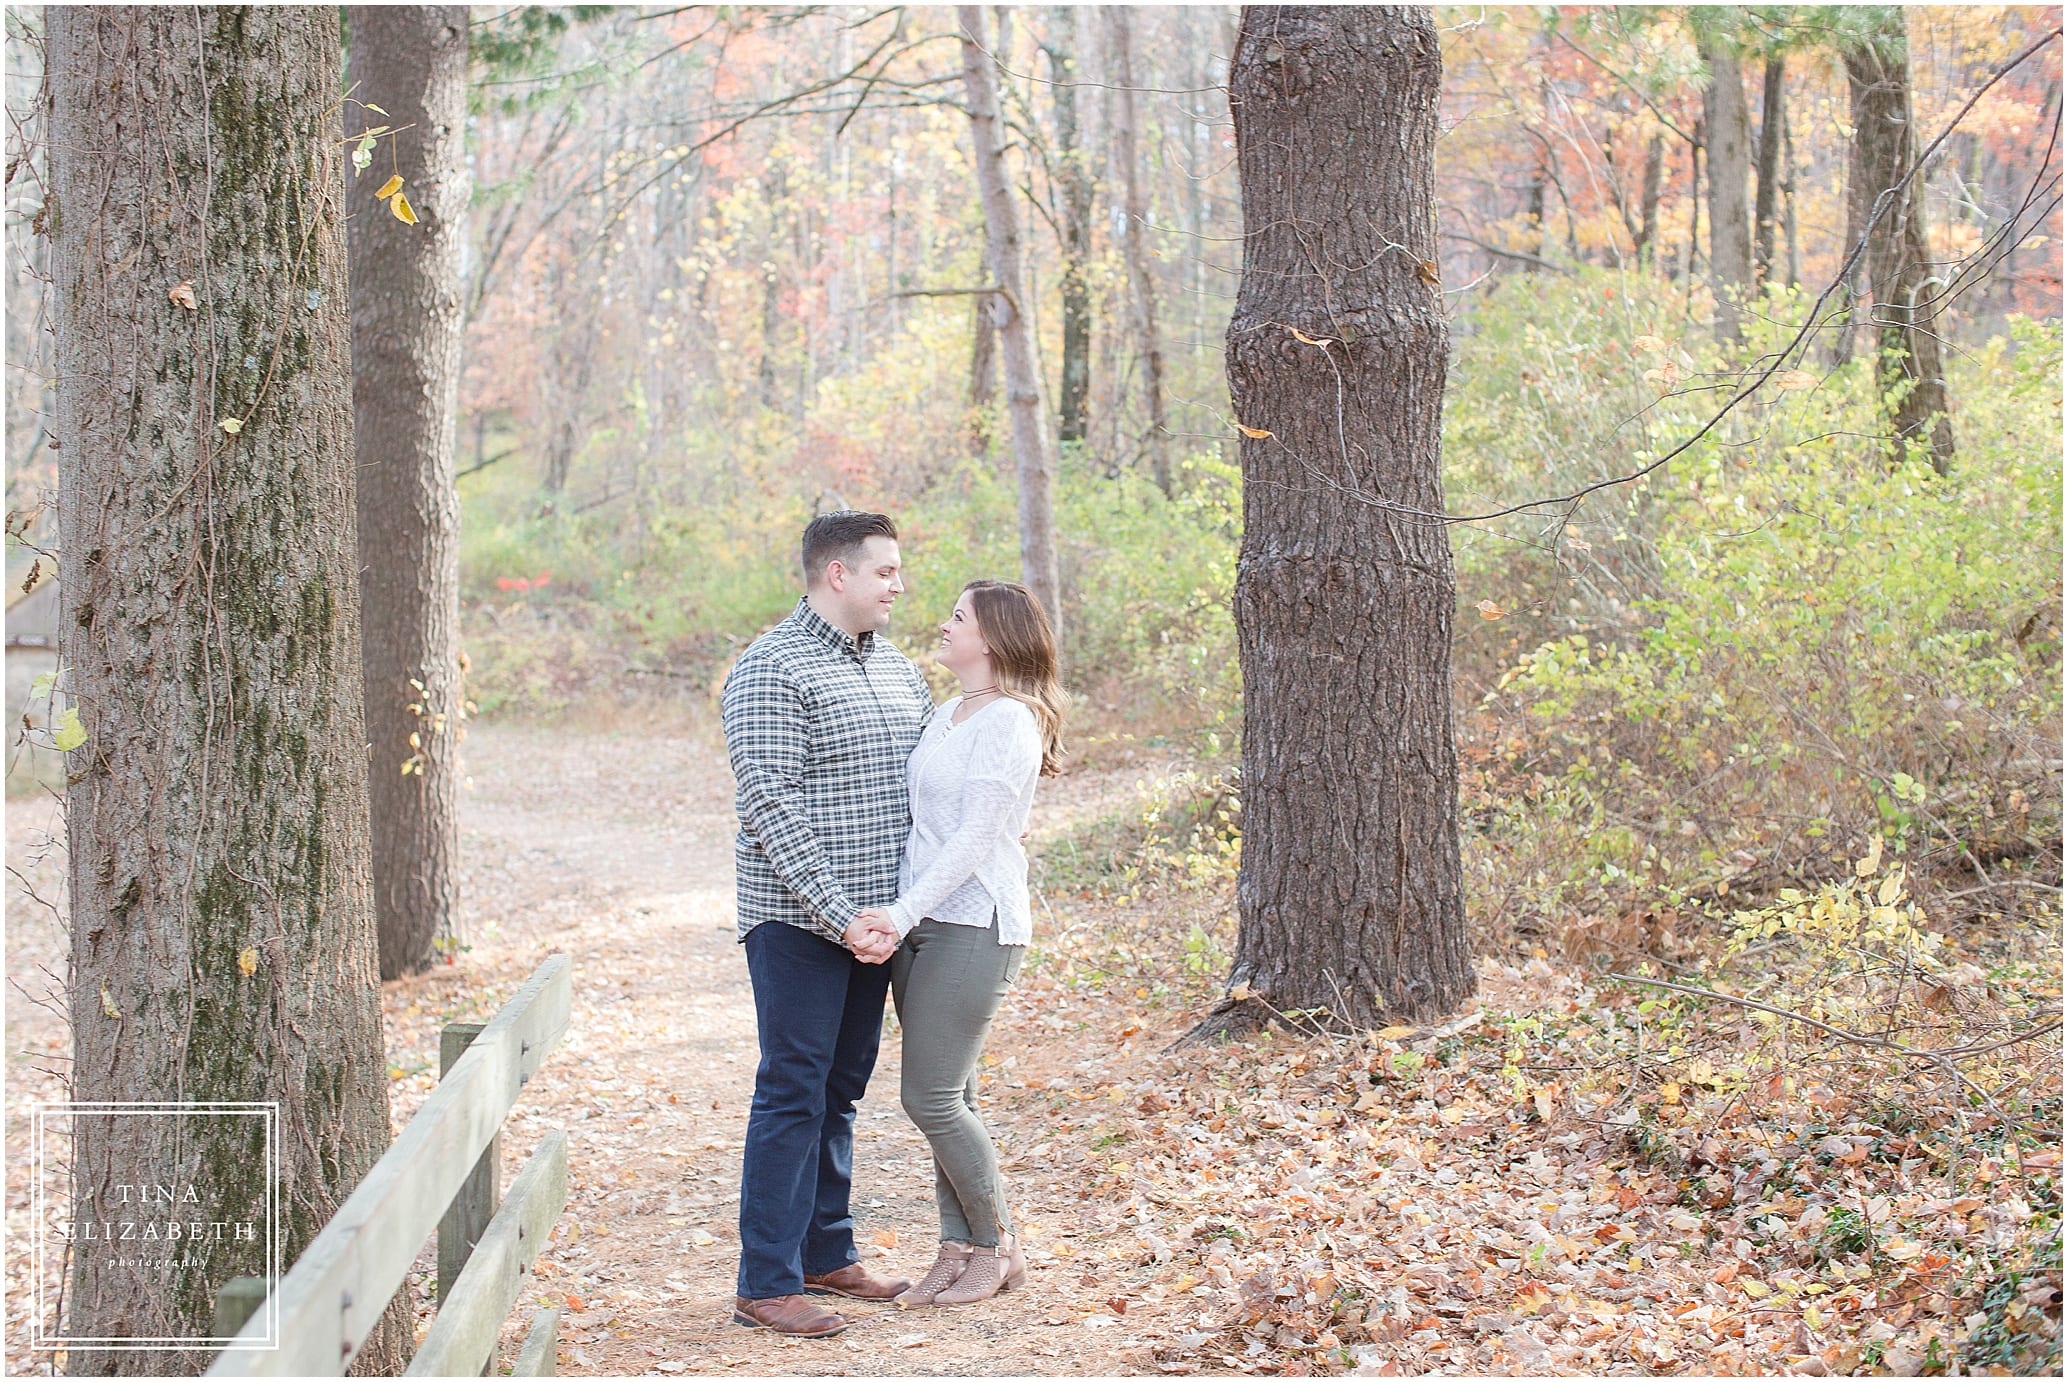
[{"left": 948, "top": 685, "right": 1001, "bottom": 730}]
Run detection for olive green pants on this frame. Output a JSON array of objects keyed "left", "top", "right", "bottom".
[{"left": 890, "top": 916, "right": 1023, "bottom": 1246}]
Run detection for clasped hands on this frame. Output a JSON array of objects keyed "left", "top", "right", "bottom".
[{"left": 843, "top": 908, "right": 899, "bottom": 964}]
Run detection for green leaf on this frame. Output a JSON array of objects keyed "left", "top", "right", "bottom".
[
  {"left": 29, "top": 671, "right": 54, "bottom": 700},
  {"left": 53, "top": 706, "right": 86, "bottom": 752}
]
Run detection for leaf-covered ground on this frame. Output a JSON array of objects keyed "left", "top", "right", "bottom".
[{"left": 5, "top": 717, "right": 2059, "bottom": 1375}]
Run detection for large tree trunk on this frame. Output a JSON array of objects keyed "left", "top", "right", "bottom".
[
  {"left": 1044, "top": 7, "right": 1093, "bottom": 447},
  {"left": 1845, "top": 10, "right": 1956, "bottom": 474},
  {"left": 958, "top": 5, "right": 1063, "bottom": 639},
  {"left": 1108, "top": 6, "right": 1172, "bottom": 496},
  {"left": 348, "top": 5, "right": 469, "bottom": 981},
  {"left": 1217, "top": 5, "right": 1472, "bottom": 1034},
  {"left": 1698, "top": 19, "right": 1754, "bottom": 340},
  {"left": 46, "top": 6, "right": 408, "bottom": 1369},
  {"left": 1753, "top": 53, "right": 1786, "bottom": 288}
]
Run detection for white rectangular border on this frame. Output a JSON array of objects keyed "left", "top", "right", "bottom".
[{"left": 27, "top": 1101, "right": 279, "bottom": 1350}]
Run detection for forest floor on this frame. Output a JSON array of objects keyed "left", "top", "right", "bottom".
[{"left": 5, "top": 711, "right": 2061, "bottom": 1376}]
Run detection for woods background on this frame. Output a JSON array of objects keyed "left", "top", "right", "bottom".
[{"left": 2, "top": 3, "right": 2062, "bottom": 1377}]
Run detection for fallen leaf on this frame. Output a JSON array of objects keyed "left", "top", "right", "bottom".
[
  {"left": 1236, "top": 424, "right": 1274, "bottom": 440},
  {"left": 168, "top": 280, "right": 198, "bottom": 311},
  {"left": 1476, "top": 600, "right": 1506, "bottom": 620}
]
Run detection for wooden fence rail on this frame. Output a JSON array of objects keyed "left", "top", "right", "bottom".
[{"left": 206, "top": 952, "right": 572, "bottom": 1377}]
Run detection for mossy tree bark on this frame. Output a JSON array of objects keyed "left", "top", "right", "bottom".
[
  {"left": 346, "top": 5, "right": 469, "bottom": 980},
  {"left": 46, "top": 6, "right": 408, "bottom": 1370},
  {"left": 1844, "top": 8, "right": 1957, "bottom": 475},
  {"left": 1216, "top": 6, "right": 1473, "bottom": 1035}
]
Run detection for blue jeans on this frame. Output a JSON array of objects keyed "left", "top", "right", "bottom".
[{"left": 736, "top": 920, "right": 892, "bottom": 1300}]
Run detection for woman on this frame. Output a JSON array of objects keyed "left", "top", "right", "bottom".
[{"left": 852, "top": 579, "right": 1066, "bottom": 1307}]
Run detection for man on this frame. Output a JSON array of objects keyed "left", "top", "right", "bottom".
[{"left": 721, "top": 510, "right": 932, "bottom": 1336}]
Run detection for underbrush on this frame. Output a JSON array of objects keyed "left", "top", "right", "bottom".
[
  {"left": 1448, "top": 278, "right": 2062, "bottom": 955},
  {"left": 457, "top": 410, "right": 1241, "bottom": 731}
]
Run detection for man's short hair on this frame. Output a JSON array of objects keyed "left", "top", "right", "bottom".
[{"left": 801, "top": 511, "right": 899, "bottom": 587}]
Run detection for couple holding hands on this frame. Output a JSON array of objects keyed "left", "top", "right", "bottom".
[{"left": 721, "top": 510, "right": 1067, "bottom": 1337}]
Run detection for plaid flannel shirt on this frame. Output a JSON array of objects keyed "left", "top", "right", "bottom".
[{"left": 723, "top": 597, "right": 934, "bottom": 946}]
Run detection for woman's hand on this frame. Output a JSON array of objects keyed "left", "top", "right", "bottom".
[{"left": 845, "top": 909, "right": 899, "bottom": 964}]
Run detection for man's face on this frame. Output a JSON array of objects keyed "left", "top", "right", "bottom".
[{"left": 827, "top": 535, "right": 904, "bottom": 633}]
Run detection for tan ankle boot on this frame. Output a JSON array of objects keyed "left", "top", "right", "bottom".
[
  {"left": 896, "top": 1241, "right": 973, "bottom": 1307},
  {"left": 932, "top": 1233, "right": 1025, "bottom": 1304}
]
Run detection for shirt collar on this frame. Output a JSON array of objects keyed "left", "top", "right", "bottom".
[{"left": 792, "top": 596, "right": 874, "bottom": 661}]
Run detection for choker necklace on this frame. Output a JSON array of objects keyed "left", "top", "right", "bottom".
[{"left": 962, "top": 685, "right": 1001, "bottom": 699}]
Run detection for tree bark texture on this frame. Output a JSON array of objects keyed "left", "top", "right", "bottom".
[
  {"left": 958, "top": 5, "right": 1063, "bottom": 640},
  {"left": 1698, "top": 22, "right": 1754, "bottom": 339},
  {"left": 1044, "top": 7, "right": 1093, "bottom": 447},
  {"left": 1108, "top": 6, "right": 1172, "bottom": 496},
  {"left": 1223, "top": 6, "right": 1473, "bottom": 1030},
  {"left": 1845, "top": 11, "right": 1957, "bottom": 474},
  {"left": 347, "top": 4, "right": 469, "bottom": 981},
  {"left": 46, "top": 6, "right": 407, "bottom": 1370},
  {"left": 1753, "top": 54, "right": 1786, "bottom": 287}
]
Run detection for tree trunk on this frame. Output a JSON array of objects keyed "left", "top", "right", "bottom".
[
  {"left": 1783, "top": 107, "right": 1800, "bottom": 289},
  {"left": 1832, "top": 114, "right": 1868, "bottom": 368},
  {"left": 348, "top": 5, "right": 468, "bottom": 982},
  {"left": 959, "top": 5, "right": 1063, "bottom": 639},
  {"left": 1524, "top": 173, "right": 1547, "bottom": 270},
  {"left": 1753, "top": 53, "right": 1786, "bottom": 289},
  {"left": 1698, "top": 21, "right": 1754, "bottom": 340},
  {"left": 1108, "top": 6, "right": 1172, "bottom": 496},
  {"left": 1845, "top": 9, "right": 1956, "bottom": 473},
  {"left": 1044, "top": 7, "right": 1093, "bottom": 447},
  {"left": 46, "top": 6, "right": 407, "bottom": 1369},
  {"left": 968, "top": 295, "right": 999, "bottom": 459},
  {"left": 1218, "top": 5, "right": 1473, "bottom": 1034},
  {"left": 1636, "top": 132, "right": 1663, "bottom": 267}
]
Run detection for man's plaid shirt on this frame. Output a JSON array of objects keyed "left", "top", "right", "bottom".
[{"left": 722, "top": 597, "right": 934, "bottom": 945}]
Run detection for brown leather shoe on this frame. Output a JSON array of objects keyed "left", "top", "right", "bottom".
[
  {"left": 802, "top": 1261, "right": 913, "bottom": 1300},
  {"left": 732, "top": 1293, "right": 849, "bottom": 1336}
]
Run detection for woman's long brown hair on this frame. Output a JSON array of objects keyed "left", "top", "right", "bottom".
[{"left": 964, "top": 580, "right": 1068, "bottom": 776}]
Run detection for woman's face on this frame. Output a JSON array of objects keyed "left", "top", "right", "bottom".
[{"left": 937, "top": 592, "right": 990, "bottom": 681}]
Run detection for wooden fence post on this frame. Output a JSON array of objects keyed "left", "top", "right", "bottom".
[{"left": 439, "top": 1022, "right": 497, "bottom": 1376}]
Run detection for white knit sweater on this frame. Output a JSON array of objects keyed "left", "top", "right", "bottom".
[{"left": 884, "top": 694, "right": 1043, "bottom": 945}]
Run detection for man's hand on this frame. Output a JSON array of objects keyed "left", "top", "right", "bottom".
[{"left": 844, "top": 909, "right": 899, "bottom": 964}]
